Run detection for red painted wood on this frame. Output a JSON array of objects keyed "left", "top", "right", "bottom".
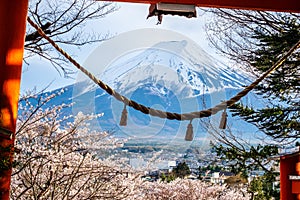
[
  {"left": 0, "top": 1, "right": 28, "bottom": 199},
  {"left": 292, "top": 181, "right": 300, "bottom": 193},
  {"left": 98, "top": 0, "right": 300, "bottom": 13},
  {"left": 280, "top": 154, "right": 300, "bottom": 200}
]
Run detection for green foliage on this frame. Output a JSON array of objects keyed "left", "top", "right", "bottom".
[
  {"left": 230, "top": 17, "right": 300, "bottom": 139},
  {"left": 212, "top": 143, "right": 278, "bottom": 175},
  {"left": 232, "top": 103, "right": 299, "bottom": 139},
  {"left": 172, "top": 162, "right": 191, "bottom": 178},
  {"left": 212, "top": 142, "right": 280, "bottom": 199},
  {"left": 160, "top": 173, "right": 176, "bottom": 183},
  {"left": 161, "top": 173, "right": 167, "bottom": 181},
  {"left": 251, "top": 20, "right": 300, "bottom": 74},
  {"left": 248, "top": 173, "right": 280, "bottom": 200},
  {"left": 198, "top": 164, "right": 224, "bottom": 172}
]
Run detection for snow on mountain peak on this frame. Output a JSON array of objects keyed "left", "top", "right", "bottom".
[
  {"left": 75, "top": 29, "right": 252, "bottom": 100},
  {"left": 97, "top": 41, "right": 251, "bottom": 98}
]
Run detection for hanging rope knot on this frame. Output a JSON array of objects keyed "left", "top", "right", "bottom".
[
  {"left": 185, "top": 120, "right": 194, "bottom": 141},
  {"left": 119, "top": 104, "right": 128, "bottom": 126}
]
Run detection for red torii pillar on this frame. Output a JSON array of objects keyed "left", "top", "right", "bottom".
[
  {"left": 0, "top": 1, "right": 29, "bottom": 199},
  {"left": 280, "top": 148, "right": 300, "bottom": 200}
]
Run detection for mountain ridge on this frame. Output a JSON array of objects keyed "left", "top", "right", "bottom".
[{"left": 32, "top": 39, "right": 263, "bottom": 151}]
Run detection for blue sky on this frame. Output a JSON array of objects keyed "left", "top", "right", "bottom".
[{"left": 20, "top": 3, "right": 225, "bottom": 94}]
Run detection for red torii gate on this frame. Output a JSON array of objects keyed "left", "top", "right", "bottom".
[{"left": 0, "top": 0, "right": 299, "bottom": 199}]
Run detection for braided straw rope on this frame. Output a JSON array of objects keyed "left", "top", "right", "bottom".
[{"left": 27, "top": 17, "right": 300, "bottom": 121}]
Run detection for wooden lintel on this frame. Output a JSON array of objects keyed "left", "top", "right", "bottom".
[{"left": 98, "top": 0, "right": 300, "bottom": 13}]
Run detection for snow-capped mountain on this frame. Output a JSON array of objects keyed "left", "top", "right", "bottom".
[
  {"left": 108, "top": 40, "right": 249, "bottom": 96},
  {"left": 78, "top": 39, "right": 251, "bottom": 99},
  {"left": 41, "top": 38, "right": 262, "bottom": 150}
]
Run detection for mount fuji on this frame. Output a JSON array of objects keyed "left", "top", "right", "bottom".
[{"left": 40, "top": 34, "right": 263, "bottom": 150}]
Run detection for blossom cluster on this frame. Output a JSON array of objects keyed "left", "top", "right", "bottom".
[
  {"left": 11, "top": 92, "right": 249, "bottom": 199},
  {"left": 133, "top": 179, "right": 249, "bottom": 200}
]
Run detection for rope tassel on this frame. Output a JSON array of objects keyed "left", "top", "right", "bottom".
[
  {"left": 185, "top": 121, "right": 194, "bottom": 141},
  {"left": 219, "top": 109, "right": 227, "bottom": 129},
  {"left": 119, "top": 105, "right": 128, "bottom": 126}
]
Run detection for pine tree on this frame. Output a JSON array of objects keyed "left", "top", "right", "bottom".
[
  {"left": 206, "top": 11, "right": 299, "bottom": 199},
  {"left": 230, "top": 18, "right": 300, "bottom": 139},
  {"left": 172, "top": 162, "right": 191, "bottom": 178}
]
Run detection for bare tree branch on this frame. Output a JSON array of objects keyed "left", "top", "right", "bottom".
[{"left": 24, "top": 0, "right": 117, "bottom": 76}]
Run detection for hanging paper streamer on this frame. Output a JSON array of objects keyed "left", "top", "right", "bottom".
[
  {"left": 219, "top": 109, "right": 227, "bottom": 129},
  {"left": 185, "top": 120, "right": 194, "bottom": 141},
  {"left": 119, "top": 105, "right": 128, "bottom": 126}
]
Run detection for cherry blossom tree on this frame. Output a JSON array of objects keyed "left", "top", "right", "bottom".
[
  {"left": 134, "top": 179, "right": 249, "bottom": 200},
  {"left": 11, "top": 90, "right": 250, "bottom": 199},
  {"left": 11, "top": 90, "right": 138, "bottom": 199}
]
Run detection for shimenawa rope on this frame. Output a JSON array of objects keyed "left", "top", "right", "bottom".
[{"left": 27, "top": 17, "right": 300, "bottom": 140}]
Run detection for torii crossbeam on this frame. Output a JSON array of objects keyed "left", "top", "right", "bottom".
[{"left": 98, "top": 0, "right": 300, "bottom": 13}]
